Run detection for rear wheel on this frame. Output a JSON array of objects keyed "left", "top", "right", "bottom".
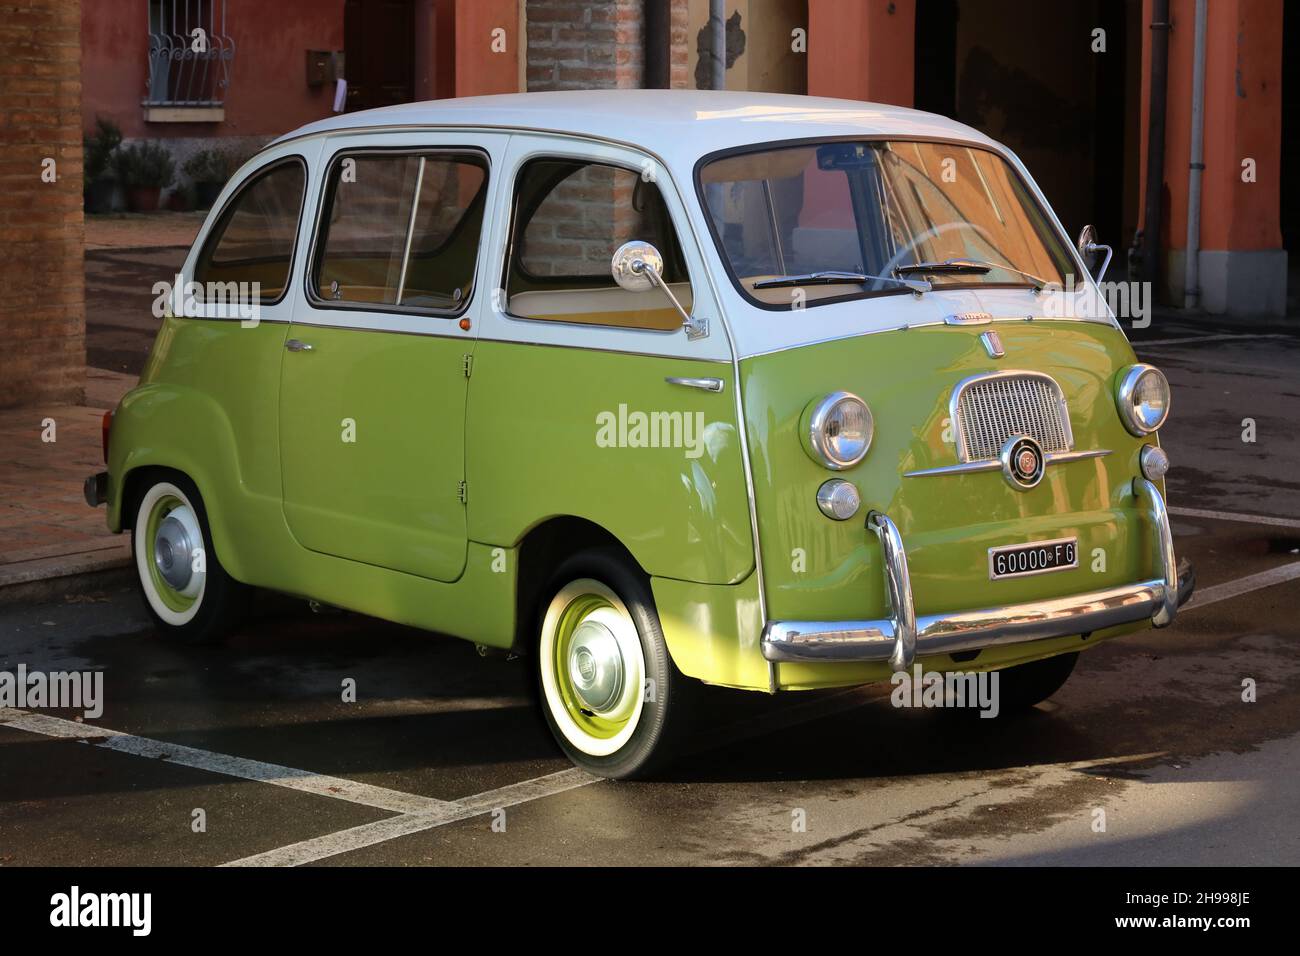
[
  {"left": 131, "top": 474, "right": 248, "bottom": 644},
  {"left": 535, "top": 549, "right": 693, "bottom": 779},
  {"left": 993, "top": 651, "right": 1079, "bottom": 712}
]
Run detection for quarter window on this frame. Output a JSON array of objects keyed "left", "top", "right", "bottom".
[
  {"left": 194, "top": 159, "right": 305, "bottom": 303},
  {"left": 312, "top": 151, "right": 488, "bottom": 313},
  {"left": 505, "top": 158, "right": 693, "bottom": 331}
]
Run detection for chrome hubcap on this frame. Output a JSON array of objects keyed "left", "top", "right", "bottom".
[
  {"left": 567, "top": 619, "right": 625, "bottom": 714},
  {"left": 154, "top": 513, "right": 195, "bottom": 590}
]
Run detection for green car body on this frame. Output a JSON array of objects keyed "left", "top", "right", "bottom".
[{"left": 95, "top": 91, "right": 1190, "bottom": 775}]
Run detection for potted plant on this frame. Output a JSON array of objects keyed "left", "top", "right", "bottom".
[
  {"left": 183, "top": 148, "right": 230, "bottom": 209},
  {"left": 112, "top": 141, "right": 175, "bottom": 212},
  {"left": 165, "top": 182, "right": 195, "bottom": 212},
  {"left": 82, "top": 117, "right": 122, "bottom": 214}
]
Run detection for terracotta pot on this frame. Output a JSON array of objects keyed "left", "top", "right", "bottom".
[
  {"left": 126, "top": 186, "right": 161, "bottom": 212},
  {"left": 194, "top": 181, "right": 224, "bottom": 209},
  {"left": 84, "top": 177, "right": 115, "bottom": 214}
]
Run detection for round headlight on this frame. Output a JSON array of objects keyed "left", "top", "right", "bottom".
[
  {"left": 1116, "top": 364, "right": 1171, "bottom": 436},
  {"left": 801, "top": 391, "right": 873, "bottom": 470}
]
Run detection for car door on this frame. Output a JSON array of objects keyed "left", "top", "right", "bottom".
[
  {"left": 278, "top": 133, "right": 503, "bottom": 582},
  {"left": 465, "top": 135, "right": 755, "bottom": 586}
]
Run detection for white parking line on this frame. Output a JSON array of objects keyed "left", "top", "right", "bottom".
[
  {"left": 1134, "top": 332, "right": 1292, "bottom": 346},
  {"left": 221, "top": 768, "right": 597, "bottom": 867},
  {"left": 223, "top": 689, "right": 886, "bottom": 867},
  {"left": 1169, "top": 506, "right": 1300, "bottom": 531},
  {"left": 1185, "top": 562, "right": 1300, "bottom": 610},
  {"left": 0, "top": 708, "right": 450, "bottom": 815}
]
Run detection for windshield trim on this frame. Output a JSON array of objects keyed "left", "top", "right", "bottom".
[{"left": 693, "top": 134, "right": 1081, "bottom": 314}]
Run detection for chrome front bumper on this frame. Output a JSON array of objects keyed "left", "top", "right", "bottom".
[{"left": 761, "top": 478, "right": 1195, "bottom": 669}]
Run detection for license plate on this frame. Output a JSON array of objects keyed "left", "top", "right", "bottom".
[{"left": 988, "top": 537, "right": 1078, "bottom": 580}]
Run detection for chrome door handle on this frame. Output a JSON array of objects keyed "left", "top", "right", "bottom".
[
  {"left": 665, "top": 376, "right": 724, "bottom": 393},
  {"left": 285, "top": 339, "right": 314, "bottom": 352}
]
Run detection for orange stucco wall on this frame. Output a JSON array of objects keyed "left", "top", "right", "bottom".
[
  {"left": 807, "top": 0, "right": 914, "bottom": 106},
  {"left": 1139, "top": 0, "right": 1282, "bottom": 253},
  {"left": 81, "top": 0, "right": 523, "bottom": 140},
  {"left": 81, "top": 0, "right": 345, "bottom": 139}
]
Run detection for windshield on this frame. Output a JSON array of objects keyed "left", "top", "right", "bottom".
[{"left": 698, "top": 140, "right": 1075, "bottom": 309}]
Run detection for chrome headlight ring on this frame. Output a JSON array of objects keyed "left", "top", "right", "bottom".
[
  {"left": 1116, "top": 364, "right": 1171, "bottom": 436},
  {"left": 801, "top": 391, "right": 873, "bottom": 470}
]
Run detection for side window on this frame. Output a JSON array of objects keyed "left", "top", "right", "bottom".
[
  {"left": 506, "top": 158, "right": 693, "bottom": 331},
  {"left": 194, "top": 159, "right": 305, "bottom": 303},
  {"left": 312, "top": 151, "right": 488, "bottom": 313}
]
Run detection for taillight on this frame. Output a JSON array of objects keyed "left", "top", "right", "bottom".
[{"left": 101, "top": 409, "right": 113, "bottom": 463}]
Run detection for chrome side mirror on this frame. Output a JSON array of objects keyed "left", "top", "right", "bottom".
[
  {"left": 611, "top": 240, "right": 708, "bottom": 340},
  {"left": 1077, "top": 224, "right": 1113, "bottom": 284}
]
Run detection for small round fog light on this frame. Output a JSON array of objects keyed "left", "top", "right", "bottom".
[
  {"left": 816, "top": 479, "right": 861, "bottom": 521},
  {"left": 1140, "top": 444, "right": 1170, "bottom": 481}
]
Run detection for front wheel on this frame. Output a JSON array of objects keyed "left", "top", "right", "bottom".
[
  {"left": 535, "top": 549, "right": 693, "bottom": 779},
  {"left": 131, "top": 473, "right": 249, "bottom": 644}
]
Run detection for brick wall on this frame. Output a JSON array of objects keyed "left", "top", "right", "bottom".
[
  {"left": 525, "top": 0, "right": 646, "bottom": 90},
  {"left": 0, "top": 0, "right": 85, "bottom": 409},
  {"left": 669, "top": 1, "right": 690, "bottom": 88}
]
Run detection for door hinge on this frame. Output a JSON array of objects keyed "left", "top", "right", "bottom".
[
  {"left": 462, "top": 353, "right": 473, "bottom": 378},
  {"left": 457, "top": 479, "right": 467, "bottom": 504}
]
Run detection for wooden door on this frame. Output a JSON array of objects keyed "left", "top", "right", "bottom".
[{"left": 344, "top": 0, "right": 416, "bottom": 111}]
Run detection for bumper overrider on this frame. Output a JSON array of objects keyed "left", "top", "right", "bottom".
[{"left": 761, "top": 478, "right": 1195, "bottom": 670}]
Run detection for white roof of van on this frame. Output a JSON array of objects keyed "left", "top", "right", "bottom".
[{"left": 271, "top": 89, "right": 999, "bottom": 163}]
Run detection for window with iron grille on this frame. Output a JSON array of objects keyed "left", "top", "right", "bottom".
[{"left": 146, "top": 0, "right": 235, "bottom": 107}]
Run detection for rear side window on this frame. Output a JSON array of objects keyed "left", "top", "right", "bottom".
[
  {"left": 505, "top": 158, "right": 692, "bottom": 331},
  {"left": 194, "top": 158, "right": 305, "bottom": 303},
  {"left": 311, "top": 151, "right": 488, "bottom": 313}
]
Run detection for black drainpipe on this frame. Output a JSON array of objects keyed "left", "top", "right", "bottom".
[
  {"left": 1139, "top": 0, "right": 1171, "bottom": 289},
  {"left": 644, "top": 0, "right": 671, "bottom": 89}
]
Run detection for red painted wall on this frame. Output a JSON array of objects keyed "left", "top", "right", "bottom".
[
  {"left": 455, "top": 0, "right": 519, "bottom": 97},
  {"left": 807, "top": 0, "right": 914, "bottom": 106},
  {"left": 81, "top": 0, "right": 345, "bottom": 138},
  {"left": 1138, "top": 0, "right": 1282, "bottom": 254}
]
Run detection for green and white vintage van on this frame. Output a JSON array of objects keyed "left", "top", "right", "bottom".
[{"left": 88, "top": 91, "right": 1193, "bottom": 778}]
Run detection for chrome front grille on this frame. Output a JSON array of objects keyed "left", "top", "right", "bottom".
[{"left": 952, "top": 372, "right": 1073, "bottom": 462}]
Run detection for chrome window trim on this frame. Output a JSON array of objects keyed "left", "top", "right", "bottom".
[
  {"left": 302, "top": 145, "right": 492, "bottom": 322},
  {"left": 739, "top": 313, "right": 1117, "bottom": 361},
  {"left": 191, "top": 154, "right": 309, "bottom": 310},
  {"left": 948, "top": 368, "right": 1074, "bottom": 463},
  {"left": 498, "top": 153, "right": 698, "bottom": 335}
]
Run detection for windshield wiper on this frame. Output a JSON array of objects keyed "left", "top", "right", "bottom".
[
  {"left": 753, "top": 271, "right": 930, "bottom": 294},
  {"left": 894, "top": 258, "right": 1053, "bottom": 291}
]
